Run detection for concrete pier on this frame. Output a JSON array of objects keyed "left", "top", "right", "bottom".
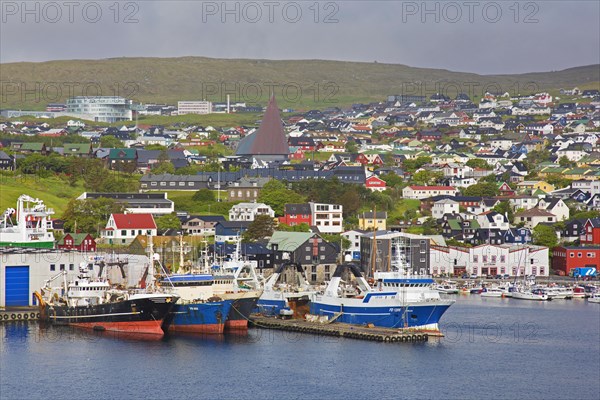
[{"left": 249, "top": 314, "right": 442, "bottom": 343}]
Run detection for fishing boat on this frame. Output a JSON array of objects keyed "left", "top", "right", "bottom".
[
  {"left": 0, "top": 195, "right": 55, "bottom": 248},
  {"left": 480, "top": 287, "right": 504, "bottom": 298},
  {"left": 309, "top": 261, "right": 454, "bottom": 330},
  {"left": 256, "top": 260, "right": 316, "bottom": 316},
  {"left": 209, "top": 238, "right": 263, "bottom": 331},
  {"left": 35, "top": 262, "right": 178, "bottom": 338},
  {"left": 161, "top": 273, "right": 233, "bottom": 334}
]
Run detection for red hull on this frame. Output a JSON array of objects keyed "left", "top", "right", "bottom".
[
  {"left": 69, "top": 320, "right": 165, "bottom": 338},
  {"left": 225, "top": 319, "right": 248, "bottom": 331},
  {"left": 168, "top": 323, "right": 225, "bottom": 334}
]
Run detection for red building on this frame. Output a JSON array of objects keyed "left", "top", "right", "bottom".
[
  {"left": 552, "top": 246, "right": 600, "bottom": 275},
  {"left": 57, "top": 233, "right": 97, "bottom": 252},
  {"left": 278, "top": 203, "right": 312, "bottom": 227},
  {"left": 581, "top": 218, "right": 600, "bottom": 245},
  {"left": 497, "top": 182, "right": 515, "bottom": 197},
  {"left": 365, "top": 175, "right": 387, "bottom": 192}
]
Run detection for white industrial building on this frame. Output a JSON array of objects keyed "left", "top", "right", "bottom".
[
  {"left": 66, "top": 96, "right": 139, "bottom": 122},
  {"left": 178, "top": 101, "right": 213, "bottom": 115},
  {"left": 228, "top": 203, "right": 274, "bottom": 222},
  {"left": 429, "top": 244, "right": 549, "bottom": 277},
  {"left": 310, "top": 202, "right": 343, "bottom": 233},
  {"left": 0, "top": 248, "right": 149, "bottom": 307}
]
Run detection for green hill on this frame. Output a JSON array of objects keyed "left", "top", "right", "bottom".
[{"left": 1, "top": 57, "right": 598, "bottom": 110}]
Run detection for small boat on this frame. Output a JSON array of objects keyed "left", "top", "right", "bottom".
[
  {"left": 511, "top": 288, "right": 548, "bottom": 301},
  {"left": 545, "top": 287, "right": 573, "bottom": 300},
  {"left": 572, "top": 286, "right": 587, "bottom": 299},
  {"left": 588, "top": 293, "right": 600, "bottom": 303},
  {"left": 436, "top": 283, "right": 459, "bottom": 294},
  {"left": 469, "top": 287, "right": 483, "bottom": 294},
  {"left": 480, "top": 287, "right": 503, "bottom": 298}
]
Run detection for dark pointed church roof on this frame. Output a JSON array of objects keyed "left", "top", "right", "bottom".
[{"left": 236, "top": 95, "right": 289, "bottom": 158}]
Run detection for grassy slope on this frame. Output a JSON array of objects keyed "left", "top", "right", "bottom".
[
  {"left": 1, "top": 57, "right": 598, "bottom": 110},
  {"left": 0, "top": 174, "right": 85, "bottom": 216}
]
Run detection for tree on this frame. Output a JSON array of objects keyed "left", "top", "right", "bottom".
[
  {"left": 545, "top": 174, "right": 573, "bottom": 189},
  {"left": 345, "top": 141, "right": 358, "bottom": 153},
  {"left": 379, "top": 172, "right": 404, "bottom": 188},
  {"left": 466, "top": 158, "right": 492, "bottom": 170},
  {"left": 156, "top": 213, "right": 182, "bottom": 232},
  {"left": 192, "top": 188, "right": 216, "bottom": 202},
  {"left": 402, "top": 156, "right": 431, "bottom": 173},
  {"left": 243, "top": 214, "right": 275, "bottom": 242},
  {"left": 100, "top": 135, "right": 125, "bottom": 148},
  {"left": 412, "top": 170, "right": 443, "bottom": 185},
  {"left": 558, "top": 156, "right": 576, "bottom": 168},
  {"left": 532, "top": 224, "right": 558, "bottom": 248},
  {"left": 152, "top": 161, "right": 175, "bottom": 174},
  {"left": 463, "top": 182, "right": 499, "bottom": 197},
  {"left": 493, "top": 200, "right": 514, "bottom": 224},
  {"left": 62, "top": 198, "right": 126, "bottom": 235},
  {"left": 258, "top": 180, "right": 305, "bottom": 215}
]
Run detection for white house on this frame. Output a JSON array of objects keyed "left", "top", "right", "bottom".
[
  {"left": 536, "top": 198, "right": 570, "bottom": 221},
  {"left": 228, "top": 203, "right": 275, "bottom": 222},
  {"left": 432, "top": 199, "right": 460, "bottom": 219},
  {"left": 402, "top": 185, "right": 459, "bottom": 200},
  {"left": 101, "top": 213, "right": 157, "bottom": 245},
  {"left": 476, "top": 211, "right": 509, "bottom": 230},
  {"left": 341, "top": 229, "right": 368, "bottom": 260}
]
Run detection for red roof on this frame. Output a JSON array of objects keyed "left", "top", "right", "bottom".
[
  {"left": 409, "top": 186, "right": 456, "bottom": 191},
  {"left": 111, "top": 214, "right": 157, "bottom": 229}
]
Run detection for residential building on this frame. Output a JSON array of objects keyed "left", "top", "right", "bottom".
[
  {"left": 432, "top": 199, "right": 459, "bottom": 219},
  {"left": 0, "top": 151, "right": 14, "bottom": 170},
  {"left": 402, "top": 185, "right": 459, "bottom": 200},
  {"left": 365, "top": 175, "right": 387, "bottom": 192},
  {"left": 229, "top": 203, "right": 275, "bottom": 222},
  {"left": 581, "top": 218, "right": 600, "bottom": 245},
  {"left": 358, "top": 211, "right": 387, "bottom": 230},
  {"left": 101, "top": 213, "right": 157, "bottom": 245},
  {"left": 57, "top": 233, "right": 97, "bottom": 252},
  {"left": 514, "top": 208, "right": 557, "bottom": 229},
  {"left": 227, "top": 177, "right": 270, "bottom": 201},
  {"left": 341, "top": 229, "right": 368, "bottom": 260},
  {"left": 278, "top": 203, "right": 312, "bottom": 227},
  {"left": 181, "top": 215, "right": 226, "bottom": 236},
  {"left": 309, "top": 202, "right": 343, "bottom": 233},
  {"left": 214, "top": 221, "right": 251, "bottom": 242}
]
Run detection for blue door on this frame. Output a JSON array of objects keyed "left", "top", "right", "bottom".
[{"left": 5, "top": 266, "right": 30, "bottom": 306}]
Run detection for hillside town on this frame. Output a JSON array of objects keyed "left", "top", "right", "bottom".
[{"left": 1, "top": 87, "right": 600, "bottom": 291}]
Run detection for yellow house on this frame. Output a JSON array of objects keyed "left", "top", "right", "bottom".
[
  {"left": 533, "top": 181, "right": 555, "bottom": 192},
  {"left": 358, "top": 211, "right": 387, "bottom": 230}
]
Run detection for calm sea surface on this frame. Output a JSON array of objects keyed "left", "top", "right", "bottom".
[{"left": 1, "top": 296, "right": 599, "bottom": 400}]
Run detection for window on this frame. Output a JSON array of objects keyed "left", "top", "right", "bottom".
[
  {"left": 570, "top": 252, "right": 575, "bottom": 258},
  {"left": 50, "top": 264, "right": 55, "bottom": 271},
  {"left": 169, "top": 182, "right": 176, "bottom": 186},
  {"left": 305, "top": 255, "right": 311, "bottom": 261},
  {"left": 473, "top": 255, "right": 478, "bottom": 262},
  {"left": 589, "top": 253, "right": 596, "bottom": 258},
  {"left": 59, "top": 264, "right": 65, "bottom": 271},
  {"left": 483, "top": 256, "right": 488, "bottom": 263},
  {"left": 69, "top": 264, "right": 74, "bottom": 271},
  {"left": 121, "top": 230, "right": 126, "bottom": 236},
  {"left": 500, "top": 255, "right": 506, "bottom": 262},
  {"left": 491, "top": 255, "right": 497, "bottom": 262},
  {"left": 578, "top": 253, "right": 582, "bottom": 258}
]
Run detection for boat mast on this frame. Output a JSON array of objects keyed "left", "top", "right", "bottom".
[{"left": 369, "top": 205, "right": 377, "bottom": 278}]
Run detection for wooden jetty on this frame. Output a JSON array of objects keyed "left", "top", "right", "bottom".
[{"left": 249, "top": 314, "right": 443, "bottom": 343}]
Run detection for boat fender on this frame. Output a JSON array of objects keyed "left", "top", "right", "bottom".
[
  {"left": 405, "top": 335, "right": 411, "bottom": 342},
  {"left": 384, "top": 336, "right": 391, "bottom": 343},
  {"left": 17, "top": 314, "right": 22, "bottom": 320},
  {"left": 30, "top": 313, "right": 36, "bottom": 319},
  {"left": 37, "top": 313, "right": 41, "bottom": 319},
  {"left": 23, "top": 314, "right": 28, "bottom": 320},
  {"left": 423, "top": 334, "right": 429, "bottom": 341},
  {"left": 377, "top": 336, "right": 384, "bottom": 342},
  {"left": 411, "top": 335, "right": 417, "bottom": 341},
  {"left": 416, "top": 334, "right": 422, "bottom": 341},
  {"left": 2, "top": 314, "right": 8, "bottom": 320}
]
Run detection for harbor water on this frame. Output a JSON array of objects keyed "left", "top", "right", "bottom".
[{"left": 1, "top": 295, "right": 599, "bottom": 400}]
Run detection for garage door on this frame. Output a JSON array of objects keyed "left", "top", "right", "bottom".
[{"left": 5, "top": 266, "right": 30, "bottom": 306}]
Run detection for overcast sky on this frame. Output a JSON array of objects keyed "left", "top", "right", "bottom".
[{"left": 1, "top": 1, "right": 599, "bottom": 74}]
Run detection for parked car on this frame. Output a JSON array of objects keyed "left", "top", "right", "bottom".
[
  {"left": 494, "top": 274, "right": 502, "bottom": 280},
  {"left": 502, "top": 274, "right": 510, "bottom": 279},
  {"left": 469, "top": 273, "right": 478, "bottom": 279},
  {"left": 461, "top": 274, "right": 469, "bottom": 279}
]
